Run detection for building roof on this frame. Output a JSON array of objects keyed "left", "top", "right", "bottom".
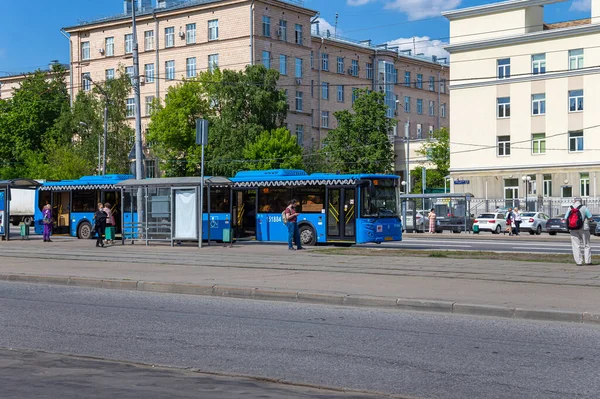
[
  {"left": 442, "top": 0, "right": 565, "bottom": 20},
  {"left": 544, "top": 18, "right": 591, "bottom": 30}
]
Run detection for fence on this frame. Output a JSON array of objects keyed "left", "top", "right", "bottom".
[{"left": 470, "top": 197, "right": 600, "bottom": 218}]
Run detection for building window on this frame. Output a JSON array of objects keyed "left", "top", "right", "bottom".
[
  {"left": 416, "top": 74, "right": 423, "bottom": 89},
  {"left": 208, "top": 19, "right": 218, "bottom": 41},
  {"left": 532, "top": 53, "right": 545, "bottom": 74},
  {"left": 428, "top": 100, "right": 435, "bottom": 116},
  {"left": 125, "top": 66, "right": 134, "bottom": 83},
  {"left": 144, "top": 64, "right": 154, "bottom": 83},
  {"left": 441, "top": 103, "right": 447, "bottom": 118},
  {"left": 532, "top": 133, "right": 546, "bottom": 154},
  {"left": 543, "top": 175, "right": 552, "bottom": 197},
  {"left": 105, "top": 69, "right": 115, "bottom": 81},
  {"left": 497, "top": 97, "right": 510, "bottom": 118},
  {"left": 504, "top": 179, "right": 519, "bottom": 201},
  {"left": 416, "top": 99, "right": 423, "bottom": 114},
  {"left": 82, "top": 73, "right": 91, "bottom": 91},
  {"left": 337, "top": 57, "right": 344, "bottom": 74},
  {"left": 497, "top": 135, "right": 510, "bottom": 156},
  {"left": 165, "top": 60, "right": 175, "bottom": 80},
  {"left": 295, "top": 125, "right": 304, "bottom": 146},
  {"left": 416, "top": 123, "right": 423, "bottom": 139},
  {"left": 429, "top": 76, "right": 435, "bottom": 91},
  {"left": 295, "top": 24, "right": 303, "bottom": 45},
  {"left": 440, "top": 78, "right": 446, "bottom": 93},
  {"left": 144, "top": 30, "right": 154, "bottom": 51},
  {"left": 186, "top": 23, "right": 196, "bottom": 44},
  {"left": 146, "top": 160, "right": 156, "bottom": 179},
  {"left": 208, "top": 54, "right": 219, "bottom": 73},
  {"left": 322, "top": 82, "right": 329, "bottom": 100},
  {"left": 497, "top": 58, "right": 510, "bottom": 79},
  {"left": 351, "top": 60, "right": 359, "bottom": 77},
  {"left": 404, "top": 71, "right": 411, "bottom": 87},
  {"left": 80, "top": 42, "right": 90, "bottom": 60},
  {"left": 295, "top": 58, "right": 303, "bottom": 78},
  {"left": 569, "top": 89, "right": 584, "bottom": 112},
  {"left": 532, "top": 93, "right": 546, "bottom": 115},
  {"left": 105, "top": 37, "right": 114, "bottom": 56},
  {"left": 358, "top": 63, "right": 369, "bottom": 81},
  {"left": 295, "top": 91, "right": 303, "bottom": 111},
  {"left": 337, "top": 85, "right": 344, "bottom": 102},
  {"left": 165, "top": 27, "right": 174, "bottom": 48},
  {"left": 352, "top": 88, "right": 359, "bottom": 104},
  {"left": 310, "top": 80, "right": 314, "bottom": 97},
  {"left": 580, "top": 173, "right": 590, "bottom": 197},
  {"left": 126, "top": 98, "right": 135, "bottom": 117},
  {"left": 562, "top": 186, "right": 573, "bottom": 198},
  {"left": 262, "top": 16, "right": 271, "bottom": 37},
  {"left": 145, "top": 96, "right": 155, "bottom": 116},
  {"left": 322, "top": 53, "right": 329, "bottom": 71},
  {"left": 278, "top": 19, "right": 287, "bottom": 41},
  {"left": 321, "top": 111, "right": 329, "bottom": 128},
  {"left": 124, "top": 34, "right": 133, "bottom": 54},
  {"left": 404, "top": 96, "right": 411, "bottom": 113},
  {"left": 186, "top": 57, "right": 196, "bottom": 78},
  {"left": 262, "top": 51, "right": 271, "bottom": 68},
  {"left": 569, "top": 49, "right": 583, "bottom": 70},
  {"left": 569, "top": 131, "right": 584, "bottom": 152},
  {"left": 279, "top": 55, "right": 287, "bottom": 75}
]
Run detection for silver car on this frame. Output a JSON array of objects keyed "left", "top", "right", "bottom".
[
  {"left": 404, "top": 210, "right": 430, "bottom": 233},
  {"left": 518, "top": 212, "right": 549, "bottom": 235}
]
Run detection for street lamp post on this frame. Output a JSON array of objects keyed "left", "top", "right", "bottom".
[
  {"left": 522, "top": 175, "right": 532, "bottom": 211},
  {"left": 83, "top": 75, "right": 109, "bottom": 175}
]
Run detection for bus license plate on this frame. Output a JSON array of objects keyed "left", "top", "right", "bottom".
[{"left": 385, "top": 237, "right": 393, "bottom": 241}]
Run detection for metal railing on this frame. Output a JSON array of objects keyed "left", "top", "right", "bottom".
[{"left": 470, "top": 197, "right": 600, "bottom": 218}]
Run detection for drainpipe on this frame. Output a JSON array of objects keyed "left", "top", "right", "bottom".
[
  {"left": 317, "top": 36, "right": 323, "bottom": 144},
  {"left": 250, "top": 0, "right": 255, "bottom": 65},
  {"left": 153, "top": 11, "right": 160, "bottom": 99},
  {"left": 60, "top": 28, "right": 73, "bottom": 107}
]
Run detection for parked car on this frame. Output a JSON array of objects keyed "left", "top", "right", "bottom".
[
  {"left": 590, "top": 215, "right": 600, "bottom": 235},
  {"left": 518, "top": 212, "right": 549, "bottom": 235},
  {"left": 473, "top": 213, "right": 507, "bottom": 234},
  {"left": 546, "top": 217, "right": 568, "bottom": 235},
  {"left": 404, "top": 210, "right": 429, "bottom": 232}
]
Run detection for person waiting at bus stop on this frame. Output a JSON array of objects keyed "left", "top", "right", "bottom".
[
  {"left": 94, "top": 203, "right": 108, "bottom": 248},
  {"left": 284, "top": 199, "right": 304, "bottom": 251}
]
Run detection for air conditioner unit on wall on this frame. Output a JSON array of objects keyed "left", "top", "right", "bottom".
[
  {"left": 178, "top": 31, "right": 185, "bottom": 38},
  {"left": 140, "top": 76, "right": 145, "bottom": 84},
  {"left": 296, "top": 78, "right": 302, "bottom": 85},
  {"left": 99, "top": 48, "right": 105, "bottom": 54}
]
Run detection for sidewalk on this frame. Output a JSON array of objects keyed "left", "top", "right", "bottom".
[{"left": 1, "top": 237, "right": 599, "bottom": 323}]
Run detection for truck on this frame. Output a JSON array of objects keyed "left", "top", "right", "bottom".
[{"left": 9, "top": 188, "right": 36, "bottom": 226}]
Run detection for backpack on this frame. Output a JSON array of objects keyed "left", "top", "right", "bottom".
[
  {"left": 567, "top": 205, "right": 584, "bottom": 230},
  {"left": 282, "top": 209, "right": 288, "bottom": 224}
]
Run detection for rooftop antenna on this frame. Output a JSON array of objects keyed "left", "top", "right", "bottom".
[
  {"left": 413, "top": 37, "right": 416, "bottom": 56},
  {"left": 334, "top": 13, "right": 339, "bottom": 37}
]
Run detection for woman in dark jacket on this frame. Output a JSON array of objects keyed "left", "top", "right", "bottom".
[{"left": 94, "top": 202, "right": 108, "bottom": 247}]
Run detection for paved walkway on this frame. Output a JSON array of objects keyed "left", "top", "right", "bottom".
[{"left": 1, "top": 237, "right": 599, "bottom": 323}]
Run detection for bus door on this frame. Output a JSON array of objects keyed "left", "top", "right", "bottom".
[
  {"left": 326, "top": 187, "right": 356, "bottom": 243},
  {"left": 103, "top": 191, "right": 121, "bottom": 234},
  {"left": 52, "top": 191, "right": 70, "bottom": 235},
  {"left": 234, "top": 189, "right": 256, "bottom": 239}
]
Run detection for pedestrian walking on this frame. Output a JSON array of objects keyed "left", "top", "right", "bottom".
[
  {"left": 42, "top": 204, "right": 53, "bottom": 242},
  {"left": 103, "top": 202, "right": 115, "bottom": 244},
  {"left": 513, "top": 207, "right": 522, "bottom": 236},
  {"left": 505, "top": 207, "right": 514, "bottom": 236},
  {"left": 284, "top": 199, "right": 304, "bottom": 251},
  {"left": 565, "top": 197, "right": 592, "bottom": 266},
  {"left": 94, "top": 202, "right": 107, "bottom": 248},
  {"left": 428, "top": 208, "right": 436, "bottom": 234}
]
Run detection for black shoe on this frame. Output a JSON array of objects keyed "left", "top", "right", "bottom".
[
  {"left": 96, "top": 243, "right": 99, "bottom": 247},
  {"left": 288, "top": 247, "right": 296, "bottom": 251},
  {"left": 297, "top": 247, "right": 306, "bottom": 250},
  {"left": 47, "top": 239, "right": 52, "bottom": 242}
]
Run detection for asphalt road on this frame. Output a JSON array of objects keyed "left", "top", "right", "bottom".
[{"left": 1, "top": 282, "right": 599, "bottom": 399}]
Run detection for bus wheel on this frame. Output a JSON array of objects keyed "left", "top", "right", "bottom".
[
  {"left": 78, "top": 222, "right": 93, "bottom": 240},
  {"left": 299, "top": 225, "right": 316, "bottom": 246}
]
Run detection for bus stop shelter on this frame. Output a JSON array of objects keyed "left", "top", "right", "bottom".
[
  {"left": 0, "top": 179, "right": 41, "bottom": 241},
  {"left": 400, "top": 193, "right": 474, "bottom": 233},
  {"left": 116, "top": 176, "right": 233, "bottom": 246}
]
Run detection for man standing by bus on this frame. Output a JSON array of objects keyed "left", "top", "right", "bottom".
[{"left": 284, "top": 199, "right": 304, "bottom": 251}]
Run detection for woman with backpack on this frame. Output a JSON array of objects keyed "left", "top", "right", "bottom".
[{"left": 284, "top": 199, "right": 304, "bottom": 251}]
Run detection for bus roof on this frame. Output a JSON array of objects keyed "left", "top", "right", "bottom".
[
  {"left": 232, "top": 169, "right": 398, "bottom": 187},
  {"left": 40, "top": 174, "right": 134, "bottom": 191}
]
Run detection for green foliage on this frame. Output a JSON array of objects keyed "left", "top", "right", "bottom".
[
  {"left": 411, "top": 128, "right": 450, "bottom": 193},
  {"left": 242, "top": 128, "right": 303, "bottom": 170},
  {"left": 148, "top": 65, "right": 288, "bottom": 177},
  {"left": 322, "top": 89, "right": 395, "bottom": 174}
]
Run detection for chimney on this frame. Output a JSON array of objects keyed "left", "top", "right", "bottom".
[{"left": 593, "top": 0, "right": 600, "bottom": 25}]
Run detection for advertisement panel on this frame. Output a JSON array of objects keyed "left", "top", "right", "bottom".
[{"left": 0, "top": 189, "right": 5, "bottom": 236}]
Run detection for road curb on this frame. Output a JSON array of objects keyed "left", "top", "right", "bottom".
[{"left": 2, "top": 272, "right": 599, "bottom": 325}]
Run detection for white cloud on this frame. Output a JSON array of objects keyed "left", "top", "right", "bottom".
[
  {"left": 570, "top": 0, "right": 591, "bottom": 12},
  {"left": 347, "top": 0, "right": 376, "bottom": 5},
  {"left": 387, "top": 36, "right": 449, "bottom": 59},
  {"left": 311, "top": 17, "right": 340, "bottom": 36},
  {"left": 385, "top": 0, "right": 462, "bottom": 20}
]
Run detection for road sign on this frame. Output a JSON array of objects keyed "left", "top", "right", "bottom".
[
  {"left": 196, "top": 119, "right": 209, "bottom": 145},
  {"left": 454, "top": 180, "right": 470, "bottom": 185}
]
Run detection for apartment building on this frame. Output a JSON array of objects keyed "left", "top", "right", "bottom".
[
  {"left": 59, "top": 0, "right": 448, "bottom": 178},
  {"left": 0, "top": 61, "right": 67, "bottom": 100},
  {"left": 444, "top": 0, "right": 600, "bottom": 202}
]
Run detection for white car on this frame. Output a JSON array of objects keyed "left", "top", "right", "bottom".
[
  {"left": 518, "top": 212, "right": 549, "bottom": 235},
  {"left": 404, "top": 210, "right": 430, "bottom": 232},
  {"left": 473, "top": 212, "right": 507, "bottom": 234}
]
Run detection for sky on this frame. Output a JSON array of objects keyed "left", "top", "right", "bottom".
[{"left": 0, "top": 0, "right": 594, "bottom": 76}]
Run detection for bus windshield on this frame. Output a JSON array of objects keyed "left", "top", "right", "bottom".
[{"left": 362, "top": 179, "right": 398, "bottom": 218}]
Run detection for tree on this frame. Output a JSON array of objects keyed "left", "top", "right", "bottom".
[
  {"left": 411, "top": 127, "right": 450, "bottom": 193},
  {"left": 322, "top": 89, "right": 395, "bottom": 174},
  {"left": 242, "top": 128, "right": 304, "bottom": 170},
  {"left": 148, "top": 64, "right": 288, "bottom": 177}
]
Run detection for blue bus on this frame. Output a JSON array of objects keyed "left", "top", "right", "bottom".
[
  {"left": 230, "top": 170, "right": 402, "bottom": 246},
  {"left": 34, "top": 174, "right": 133, "bottom": 239}
]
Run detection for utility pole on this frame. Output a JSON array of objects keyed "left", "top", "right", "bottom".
[{"left": 132, "top": 1, "right": 143, "bottom": 181}]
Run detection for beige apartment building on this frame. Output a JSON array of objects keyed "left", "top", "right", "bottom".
[
  {"left": 56, "top": 0, "right": 448, "bottom": 178},
  {"left": 444, "top": 0, "right": 600, "bottom": 204}
]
